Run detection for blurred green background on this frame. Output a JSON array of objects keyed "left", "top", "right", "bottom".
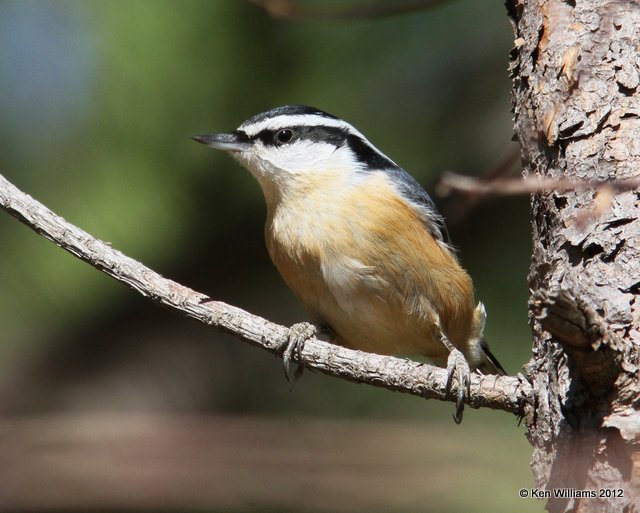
[{"left": 0, "top": 1, "right": 542, "bottom": 512}]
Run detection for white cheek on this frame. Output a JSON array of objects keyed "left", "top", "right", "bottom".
[
  {"left": 263, "top": 141, "right": 331, "bottom": 174},
  {"left": 232, "top": 141, "right": 366, "bottom": 202},
  {"left": 262, "top": 141, "right": 364, "bottom": 177}
]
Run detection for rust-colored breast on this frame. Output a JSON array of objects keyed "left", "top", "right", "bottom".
[{"left": 263, "top": 170, "right": 476, "bottom": 360}]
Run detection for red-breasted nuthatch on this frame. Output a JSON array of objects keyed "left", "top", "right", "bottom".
[{"left": 193, "top": 105, "right": 505, "bottom": 422}]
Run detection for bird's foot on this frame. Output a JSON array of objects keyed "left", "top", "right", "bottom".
[
  {"left": 280, "top": 322, "right": 318, "bottom": 386},
  {"left": 445, "top": 348, "right": 471, "bottom": 424}
]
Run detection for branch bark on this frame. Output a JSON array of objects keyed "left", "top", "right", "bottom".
[
  {"left": 438, "top": 172, "right": 640, "bottom": 199},
  {"left": 0, "top": 173, "right": 533, "bottom": 418}
]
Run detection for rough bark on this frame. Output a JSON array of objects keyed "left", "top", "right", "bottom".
[{"left": 508, "top": 0, "right": 640, "bottom": 511}]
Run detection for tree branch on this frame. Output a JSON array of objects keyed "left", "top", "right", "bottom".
[
  {"left": 0, "top": 172, "right": 533, "bottom": 418},
  {"left": 437, "top": 172, "right": 640, "bottom": 199}
]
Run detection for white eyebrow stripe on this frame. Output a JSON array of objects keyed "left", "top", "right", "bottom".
[{"left": 239, "top": 114, "right": 369, "bottom": 141}]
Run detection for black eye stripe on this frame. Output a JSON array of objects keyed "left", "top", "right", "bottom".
[
  {"left": 234, "top": 130, "right": 250, "bottom": 143},
  {"left": 250, "top": 125, "right": 340, "bottom": 145},
  {"left": 244, "top": 125, "right": 396, "bottom": 170},
  {"left": 344, "top": 133, "right": 396, "bottom": 170}
]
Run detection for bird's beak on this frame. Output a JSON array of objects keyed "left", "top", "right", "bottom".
[{"left": 191, "top": 132, "right": 250, "bottom": 152}]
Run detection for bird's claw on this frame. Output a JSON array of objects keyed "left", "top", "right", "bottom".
[
  {"left": 281, "top": 322, "right": 317, "bottom": 386},
  {"left": 445, "top": 348, "right": 471, "bottom": 424}
]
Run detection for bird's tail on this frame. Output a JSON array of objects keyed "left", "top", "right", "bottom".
[
  {"left": 477, "top": 338, "right": 507, "bottom": 375},
  {"left": 470, "top": 302, "right": 507, "bottom": 375}
]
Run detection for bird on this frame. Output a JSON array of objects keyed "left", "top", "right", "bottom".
[{"left": 192, "top": 105, "right": 505, "bottom": 422}]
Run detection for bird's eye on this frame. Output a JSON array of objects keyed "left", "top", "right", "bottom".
[{"left": 275, "top": 129, "right": 293, "bottom": 144}]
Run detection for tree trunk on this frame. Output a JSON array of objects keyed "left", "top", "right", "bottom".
[{"left": 508, "top": 1, "right": 640, "bottom": 511}]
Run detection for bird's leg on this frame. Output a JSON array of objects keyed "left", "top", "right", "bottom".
[
  {"left": 439, "top": 330, "right": 471, "bottom": 424},
  {"left": 281, "top": 322, "right": 329, "bottom": 385}
]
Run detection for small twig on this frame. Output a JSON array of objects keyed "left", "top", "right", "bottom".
[
  {"left": 437, "top": 172, "right": 640, "bottom": 199},
  {"left": 247, "top": 0, "right": 451, "bottom": 21},
  {"left": 0, "top": 172, "right": 533, "bottom": 417},
  {"left": 443, "top": 148, "right": 521, "bottom": 225}
]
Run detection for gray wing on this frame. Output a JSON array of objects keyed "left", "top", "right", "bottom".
[{"left": 384, "top": 167, "right": 452, "bottom": 247}]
